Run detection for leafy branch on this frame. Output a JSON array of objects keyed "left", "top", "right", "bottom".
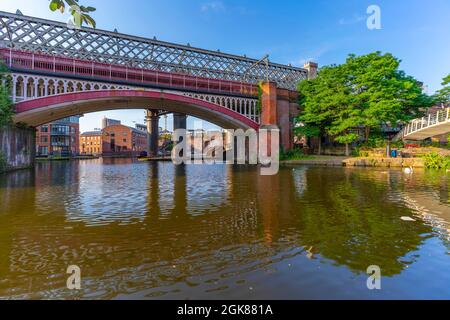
[
  {"left": 436, "top": 74, "right": 450, "bottom": 105},
  {"left": 49, "top": 0, "right": 96, "bottom": 28}
]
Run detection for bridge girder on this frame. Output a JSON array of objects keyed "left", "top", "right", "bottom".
[
  {"left": 6, "top": 72, "right": 260, "bottom": 125},
  {"left": 0, "top": 11, "right": 307, "bottom": 90},
  {"left": 12, "top": 89, "right": 260, "bottom": 131}
]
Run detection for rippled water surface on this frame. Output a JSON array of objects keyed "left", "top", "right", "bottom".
[{"left": 0, "top": 159, "right": 449, "bottom": 299}]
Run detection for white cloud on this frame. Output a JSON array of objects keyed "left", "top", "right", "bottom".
[
  {"left": 296, "top": 45, "right": 332, "bottom": 66},
  {"left": 201, "top": 1, "right": 226, "bottom": 13},
  {"left": 200, "top": 2, "right": 254, "bottom": 16}
]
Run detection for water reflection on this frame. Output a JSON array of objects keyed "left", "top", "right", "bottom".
[
  {"left": 291, "top": 167, "right": 431, "bottom": 276},
  {"left": 0, "top": 160, "right": 449, "bottom": 299}
]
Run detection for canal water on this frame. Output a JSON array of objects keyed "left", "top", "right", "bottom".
[{"left": 0, "top": 159, "right": 449, "bottom": 299}]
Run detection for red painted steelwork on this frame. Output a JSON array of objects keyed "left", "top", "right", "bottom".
[
  {"left": 14, "top": 90, "right": 260, "bottom": 130},
  {"left": 0, "top": 48, "right": 258, "bottom": 97}
]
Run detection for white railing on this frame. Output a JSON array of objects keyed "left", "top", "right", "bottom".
[{"left": 399, "top": 107, "right": 450, "bottom": 140}]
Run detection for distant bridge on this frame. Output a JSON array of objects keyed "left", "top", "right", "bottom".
[{"left": 398, "top": 107, "right": 450, "bottom": 141}]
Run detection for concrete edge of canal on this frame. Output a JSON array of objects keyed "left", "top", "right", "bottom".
[{"left": 282, "top": 156, "right": 425, "bottom": 168}]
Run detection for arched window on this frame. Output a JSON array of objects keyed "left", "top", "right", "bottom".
[
  {"left": 48, "top": 80, "right": 55, "bottom": 96},
  {"left": 57, "top": 81, "right": 65, "bottom": 94},
  {"left": 67, "top": 82, "right": 74, "bottom": 93}
]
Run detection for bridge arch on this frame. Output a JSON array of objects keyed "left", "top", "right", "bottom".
[{"left": 13, "top": 90, "right": 260, "bottom": 130}]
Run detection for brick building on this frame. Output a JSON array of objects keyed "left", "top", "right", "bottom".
[
  {"left": 80, "top": 131, "right": 102, "bottom": 155},
  {"left": 102, "top": 117, "right": 121, "bottom": 129},
  {"left": 102, "top": 124, "right": 148, "bottom": 157},
  {"left": 36, "top": 116, "right": 80, "bottom": 157}
]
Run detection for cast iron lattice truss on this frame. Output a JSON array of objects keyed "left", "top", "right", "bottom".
[{"left": 0, "top": 11, "right": 308, "bottom": 90}]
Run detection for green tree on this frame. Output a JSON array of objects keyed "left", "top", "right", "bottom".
[
  {"left": 49, "top": 0, "right": 96, "bottom": 28},
  {"left": 298, "top": 52, "right": 433, "bottom": 156},
  {"left": 0, "top": 63, "right": 13, "bottom": 128},
  {"left": 297, "top": 64, "right": 349, "bottom": 154},
  {"left": 436, "top": 74, "right": 450, "bottom": 104},
  {"left": 0, "top": 86, "right": 13, "bottom": 128},
  {"left": 345, "top": 53, "right": 432, "bottom": 139}
]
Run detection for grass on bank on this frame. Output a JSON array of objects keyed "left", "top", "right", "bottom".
[{"left": 279, "top": 149, "right": 314, "bottom": 161}]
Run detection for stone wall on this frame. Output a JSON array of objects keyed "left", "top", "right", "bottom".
[
  {"left": 343, "top": 157, "right": 425, "bottom": 168},
  {"left": 0, "top": 126, "right": 35, "bottom": 173}
]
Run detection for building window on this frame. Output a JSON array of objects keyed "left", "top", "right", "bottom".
[
  {"left": 51, "top": 136, "right": 70, "bottom": 147},
  {"left": 69, "top": 116, "right": 80, "bottom": 124},
  {"left": 51, "top": 125, "right": 69, "bottom": 135},
  {"left": 41, "top": 125, "right": 49, "bottom": 133},
  {"left": 39, "top": 146, "right": 49, "bottom": 155},
  {"left": 40, "top": 136, "right": 48, "bottom": 143}
]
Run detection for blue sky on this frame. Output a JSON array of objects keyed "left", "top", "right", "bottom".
[{"left": 1, "top": 0, "right": 449, "bottom": 132}]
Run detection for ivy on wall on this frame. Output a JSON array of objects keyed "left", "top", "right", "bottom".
[
  {"left": 0, "top": 151, "right": 8, "bottom": 173},
  {"left": 257, "top": 81, "right": 263, "bottom": 114}
]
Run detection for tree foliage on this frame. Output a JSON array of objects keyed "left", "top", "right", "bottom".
[
  {"left": 49, "top": 0, "right": 96, "bottom": 28},
  {"left": 0, "top": 62, "right": 13, "bottom": 127},
  {"left": 297, "top": 52, "right": 433, "bottom": 154},
  {"left": 256, "top": 81, "right": 263, "bottom": 113},
  {"left": 0, "top": 86, "right": 13, "bottom": 128},
  {"left": 423, "top": 152, "right": 450, "bottom": 170},
  {"left": 436, "top": 74, "right": 450, "bottom": 104}
]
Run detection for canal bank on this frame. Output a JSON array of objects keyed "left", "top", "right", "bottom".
[
  {"left": 281, "top": 156, "right": 426, "bottom": 168},
  {"left": 282, "top": 147, "right": 450, "bottom": 168},
  {"left": 343, "top": 157, "right": 425, "bottom": 168},
  {"left": 282, "top": 156, "right": 348, "bottom": 166}
]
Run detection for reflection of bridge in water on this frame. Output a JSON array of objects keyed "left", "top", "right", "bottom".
[{"left": 0, "top": 162, "right": 442, "bottom": 299}]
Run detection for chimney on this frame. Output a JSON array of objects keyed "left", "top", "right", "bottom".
[{"left": 303, "top": 61, "right": 318, "bottom": 80}]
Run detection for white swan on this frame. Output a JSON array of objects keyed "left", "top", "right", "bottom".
[{"left": 403, "top": 166, "right": 414, "bottom": 174}]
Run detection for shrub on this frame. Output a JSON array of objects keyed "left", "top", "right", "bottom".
[
  {"left": 0, "top": 151, "right": 8, "bottom": 173},
  {"left": 352, "top": 147, "right": 369, "bottom": 157},
  {"left": 366, "top": 135, "right": 386, "bottom": 148},
  {"left": 361, "top": 138, "right": 404, "bottom": 149},
  {"left": 0, "top": 82, "right": 13, "bottom": 127},
  {"left": 0, "top": 60, "right": 13, "bottom": 127},
  {"left": 423, "top": 152, "right": 450, "bottom": 170},
  {"left": 280, "top": 148, "right": 310, "bottom": 161}
]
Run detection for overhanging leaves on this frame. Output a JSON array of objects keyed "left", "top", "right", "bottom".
[{"left": 49, "top": 0, "right": 96, "bottom": 28}]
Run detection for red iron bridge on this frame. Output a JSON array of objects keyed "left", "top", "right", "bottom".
[{"left": 0, "top": 10, "right": 315, "bottom": 152}]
